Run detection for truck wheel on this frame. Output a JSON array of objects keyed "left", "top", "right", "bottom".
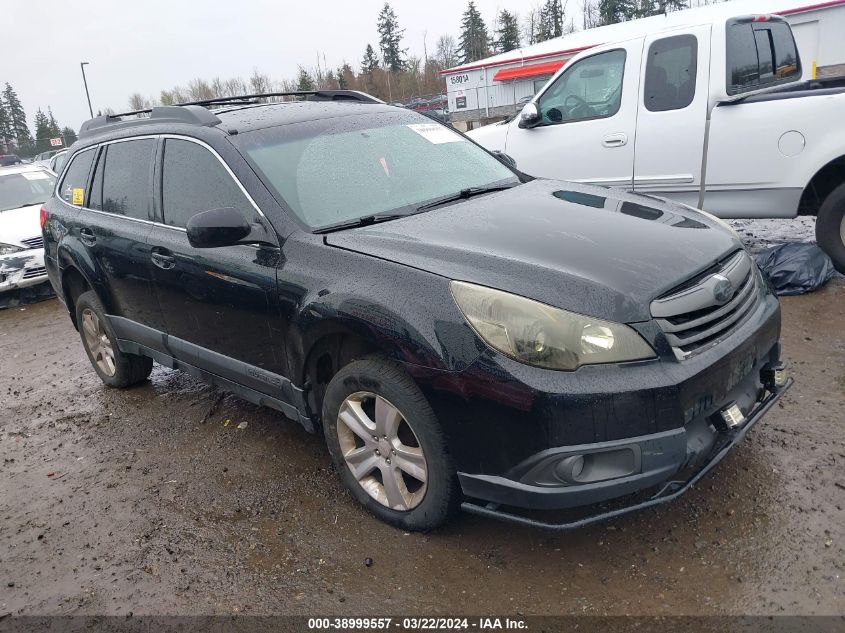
[
  {"left": 816, "top": 182, "right": 845, "bottom": 274},
  {"left": 322, "top": 358, "right": 459, "bottom": 531},
  {"left": 75, "top": 291, "right": 153, "bottom": 388}
]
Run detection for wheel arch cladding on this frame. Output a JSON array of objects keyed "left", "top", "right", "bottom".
[{"left": 61, "top": 266, "right": 92, "bottom": 329}]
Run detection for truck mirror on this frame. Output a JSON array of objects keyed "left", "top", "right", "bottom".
[{"left": 518, "top": 102, "right": 541, "bottom": 129}]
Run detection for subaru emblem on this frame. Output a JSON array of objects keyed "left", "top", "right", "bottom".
[{"left": 712, "top": 274, "right": 734, "bottom": 304}]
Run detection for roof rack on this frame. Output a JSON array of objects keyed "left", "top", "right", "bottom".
[{"left": 78, "top": 90, "right": 382, "bottom": 139}]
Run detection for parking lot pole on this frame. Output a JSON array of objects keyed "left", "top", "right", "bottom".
[{"left": 80, "top": 62, "right": 93, "bottom": 119}]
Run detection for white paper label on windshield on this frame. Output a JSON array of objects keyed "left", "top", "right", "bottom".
[
  {"left": 22, "top": 172, "right": 51, "bottom": 180},
  {"left": 407, "top": 123, "right": 464, "bottom": 144}
]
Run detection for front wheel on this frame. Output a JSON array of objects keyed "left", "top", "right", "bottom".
[
  {"left": 322, "top": 358, "right": 459, "bottom": 531},
  {"left": 816, "top": 182, "right": 845, "bottom": 274}
]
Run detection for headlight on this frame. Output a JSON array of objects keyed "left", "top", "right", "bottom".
[
  {"left": 0, "top": 243, "right": 24, "bottom": 256},
  {"left": 450, "top": 281, "right": 656, "bottom": 370}
]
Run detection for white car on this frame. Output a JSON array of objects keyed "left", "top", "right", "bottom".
[{"left": 0, "top": 165, "right": 56, "bottom": 293}]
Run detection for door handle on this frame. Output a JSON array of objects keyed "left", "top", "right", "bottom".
[
  {"left": 151, "top": 250, "right": 176, "bottom": 270},
  {"left": 602, "top": 133, "right": 628, "bottom": 148},
  {"left": 79, "top": 228, "right": 96, "bottom": 246}
]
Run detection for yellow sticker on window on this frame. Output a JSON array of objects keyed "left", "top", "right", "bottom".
[{"left": 71, "top": 188, "right": 84, "bottom": 205}]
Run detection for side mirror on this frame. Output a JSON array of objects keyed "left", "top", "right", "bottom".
[
  {"left": 492, "top": 150, "right": 517, "bottom": 170},
  {"left": 186, "top": 207, "right": 251, "bottom": 248},
  {"left": 518, "top": 102, "right": 541, "bottom": 129}
]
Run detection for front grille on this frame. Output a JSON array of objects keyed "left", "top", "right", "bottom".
[
  {"left": 651, "top": 251, "right": 763, "bottom": 359},
  {"left": 21, "top": 236, "right": 43, "bottom": 249},
  {"left": 22, "top": 266, "right": 47, "bottom": 279}
]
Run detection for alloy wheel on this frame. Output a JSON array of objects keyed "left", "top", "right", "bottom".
[
  {"left": 336, "top": 391, "right": 428, "bottom": 511},
  {"left": 81, "top": 308, "right": 116, "bottom": 377}
]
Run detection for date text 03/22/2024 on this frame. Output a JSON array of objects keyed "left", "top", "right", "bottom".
[{"left": 307, "top": 617, "right": 528, "bottom": 630}]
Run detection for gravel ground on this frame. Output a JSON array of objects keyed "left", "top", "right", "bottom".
[{"left": 0, "top": 220, "right": 843, "bottom": 617}]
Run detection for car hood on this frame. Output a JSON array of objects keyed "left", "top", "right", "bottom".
[
  {"left": 325, "top": 180, "right": 742, "bottom": 323},
  {"left": 0, "top": 203, "right": 42, "bottom": 246}
]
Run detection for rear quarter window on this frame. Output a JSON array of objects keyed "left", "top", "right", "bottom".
[
  {"left": 58, "top": 149, "right": 96, "bottom": 206},
  {"left": 726, "top": 19, "right": 801, "bottom": 95}
]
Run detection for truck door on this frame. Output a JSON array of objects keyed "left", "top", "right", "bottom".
[
  {"left": 504, "top": 39, "right": 643, "bottom": 188},
  {"left": 633, "top": 25, "right": 711, "bottom": 207}
]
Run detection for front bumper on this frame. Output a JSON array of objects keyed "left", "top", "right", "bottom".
[
  {"left": 0, "top": 248, "right": 47, "bottom": 292},
  {"left": 460, "top": 376, "right": 792, "bottom": 530}
]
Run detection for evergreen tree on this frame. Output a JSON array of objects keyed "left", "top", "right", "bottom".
[
  {"left": 599, "top": 0, "right": 638, "bottom": 25},
  {"left": 0, "top": 103, "right": 11, "bottom": 152},
  {"left": 537, "top": 0, "right": 565, "bottom": 42},
  {"left": 47, "top": 107, "right": 62, "bottom": 138},
  {"left": 361, "top": 44, "right": 380, "bottom": 75},
  {"left": 459, "top": 1, "right": 491, "bottom": 64},
  {"left": 336, "top": 63, "right": 354, "bottom": 89},
  {"left": 61, "top": 126, "right": 78, "bottom": 146},
  {"left": 33, "top": 108, "right": 51, "bottom": 152},
  {"left": 296, "top": 68, "right": 316, "bottom": 91},
  {"left": 377, "top": 3, "right": 407, "bottom": 72},
  {"left": 494, "top": 10, "right": 521, "bottom": 53},
  {"left": 2, "top": 83, "right": 33, "bottom": 152}
]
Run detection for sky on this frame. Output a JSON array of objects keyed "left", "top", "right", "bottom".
[{"left": 2, "top": 0, "right": 542, "bottom": 132}]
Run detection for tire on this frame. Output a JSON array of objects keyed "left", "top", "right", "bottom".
[
  {"left": 75, "top": 290, "right": 153, "bottom": 388},
  {"left": 816, "top": 182, "right": 845, "bottom": 274},
  {"left": 322, "top": 358, "right": 459, "bottom": 531}
]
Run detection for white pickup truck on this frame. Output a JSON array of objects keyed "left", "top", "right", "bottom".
[{"left": 468, "top": 13, "right": 845, "bottom": 272}]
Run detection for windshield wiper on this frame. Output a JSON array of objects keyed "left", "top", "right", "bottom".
[
  {"left": 415, "top": 183, "right": 517, "bottom": 212},
  {"left": 313, "top": 213, "right": 409, "bottom": 234}
]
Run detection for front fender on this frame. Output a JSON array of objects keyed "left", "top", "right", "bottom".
[{"left": 280, "top": 237, "right": 485, "bottom": 384}]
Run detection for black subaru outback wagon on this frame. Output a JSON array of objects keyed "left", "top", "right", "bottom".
[{"left": 43, "top": 91, "right": 791, "bottom": 530}]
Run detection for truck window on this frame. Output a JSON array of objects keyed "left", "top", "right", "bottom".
[
  {"left": 644, "top": 34, "right": 697, "bottom": 112},
  {"left": 536, "top": 49, "right": 626, "bottom": 125},
  {"left": 726, "top": 19, "right": 800, "bottom": 95}
]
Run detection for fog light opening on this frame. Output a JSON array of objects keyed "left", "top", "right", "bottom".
[{"left": 762, "top": 362, "right": 789, "bottom": 390}]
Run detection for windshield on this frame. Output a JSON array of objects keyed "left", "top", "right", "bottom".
[
  {"left": 0, "top": 170, "right": 56, "bottom": 212},
  {"left": 234, "top": 111, "right": 518, "bottom": 230}
]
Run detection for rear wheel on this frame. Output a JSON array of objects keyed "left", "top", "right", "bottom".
[
  {"left": 816, "top": 182, "right": 845, "bottom": 273},
  {"left": 322, "top": 358, "right": 459, "bottom": 530},
  {"left": 75, "top": 291, "right": 153, "bottom": 388}
]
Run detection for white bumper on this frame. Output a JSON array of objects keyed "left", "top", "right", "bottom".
[{"left": 0, "top": 248, "right": 47, "bottom": 292}]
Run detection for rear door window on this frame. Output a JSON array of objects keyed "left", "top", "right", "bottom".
[
  {"left": 644, "top": 34, "right": 698, "bottom": 112},
  {"left": 99, "top": 139, "right": 156, "bottom": 221},
  {"left": 58, "top": 149, "right": 96, "bottom": 206},
  {"left": 161, "top": 138, "right": 253, "bottom": 228},
  {"left": 726, "top": 19, "right": 800, "bottom": 95}
]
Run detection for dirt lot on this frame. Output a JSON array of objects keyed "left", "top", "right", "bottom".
[{"left": 1, "top": 274, "right": 843, "bottom": 617}]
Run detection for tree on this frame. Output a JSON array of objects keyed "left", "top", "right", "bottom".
[
  {"left": 33, "top": 108, "right": 51, "bottom": 152},
  {"left": 61, "top": 126, "right": 78, "bottom": 146},
  {"left": 434, "top": 34, "right": 459, "bottom": 69},
  {"left": 336, "top": 63, "right": 355, "bottom": 89},
  {"left": 598, "top": 0, "right": 638, "bottom": 24},
  {"left": 2, "top": 83, "right": 33, "bottom": 153},
  {"left": 0, "top": 104, "right": 11, "bottom": 152},
  {"left": 377, "top": 3, "right": 407, "bottom": 72},
  {"left": 494, "top": 10, "right": 521, "bottom": 53},
  {"left": 296, "top": 67, "right": 316, "bottom": 91},
  {"left": 582, "top": 0, "right": 601, "bottom": 27},
  {"left": 536, "top": 0, "right": 572, "bottom": 42},
  {"left": 458, "top": 1, "right": 491, "bottom": 64},
  {"left": 361, "top": 44, "right": 380, "bottom": 75}
]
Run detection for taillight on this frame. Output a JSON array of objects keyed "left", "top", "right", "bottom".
[
  {"left": 752, "top": 15, "right": 771, "bottom": 22},
  {"left": 40, "top": 206, "right": 48, "bottom": 230}
]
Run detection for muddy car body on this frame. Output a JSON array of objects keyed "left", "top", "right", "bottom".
[{"left": 42, "top": 91, "right": 790, "bottom": 530}]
